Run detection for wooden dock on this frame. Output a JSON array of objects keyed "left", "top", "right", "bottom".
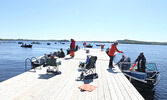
[{"left": 0, "top": 49, "right": 144, "bottom": 100}]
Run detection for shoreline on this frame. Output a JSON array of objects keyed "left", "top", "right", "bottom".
[{"left": 1, "top": 39, "right": 167, "bottom": 46}]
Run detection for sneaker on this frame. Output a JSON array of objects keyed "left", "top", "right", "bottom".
[{"left": 109, "top": 66, "right": 114, "bottom": 68}]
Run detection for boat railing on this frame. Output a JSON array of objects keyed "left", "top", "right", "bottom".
[
  {"left": 147, "top": 71, "right": 159, "bottom": 79},
  {"left": 124, "top": 72, "right": 147, "bottom": 83}
]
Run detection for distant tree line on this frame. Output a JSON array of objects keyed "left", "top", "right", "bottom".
[
  {"left": 1, "top": 38, "right": 167, "bottom": 45},
  {"left": 0, "top": 38, "right": 70, "bottom": 42},
  {"left": 117, "top": 39, "right": 167, "bottom": 45}
]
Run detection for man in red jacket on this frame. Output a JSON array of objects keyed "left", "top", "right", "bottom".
[{"left": 108, "top": 41, "right": 123, "bottom": 68}]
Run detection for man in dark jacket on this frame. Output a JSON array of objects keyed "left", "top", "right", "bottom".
[{"left": 134, "top": 52, "right": 146, "bottom": 72}]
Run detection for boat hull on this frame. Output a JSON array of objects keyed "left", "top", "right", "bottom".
[{"left": 125, "top": 74, "right": 154, "bottom": 91}]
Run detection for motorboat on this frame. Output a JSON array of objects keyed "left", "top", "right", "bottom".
[
  {"left": 47, "top": 43, "right": 51, "bottom": 45},
  {"left": 18, "top": 42, "right": 23, "bottom": 44},
  {"left": 21, "top": 44, "right": 32, "bottom": 48},
  {"left": 31, "top": 41, "right": 40, "bottom": 44},
  {"left": 86, "top": 44, "right": 93, "bottom": 48},
  {"left": 96, "top": 44, "right": 102, "bottom": 46},
  {"left": 119, "top": 63, "right": 160, "bottom": 91}
]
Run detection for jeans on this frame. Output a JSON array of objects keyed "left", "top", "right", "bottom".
[{"left": 109, "top": 56, "right": 114, "bottom": 67}]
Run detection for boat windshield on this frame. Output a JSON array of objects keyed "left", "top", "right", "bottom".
[{"left": 145, "top": 63, "right": 157, "bottom": 71}]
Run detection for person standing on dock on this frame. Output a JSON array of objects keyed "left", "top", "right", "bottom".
[
  {"left": 101, "top": 44, "right": 105, "bottom": 51},
  {"left": 70, "top": 39, "right": 76, "bottom": 57},
  {"left": 83, "top": 42, "right": 86, "bottom": 49},
  {"left": 108, "top": 41, "right": 123, "bottom": 68}
]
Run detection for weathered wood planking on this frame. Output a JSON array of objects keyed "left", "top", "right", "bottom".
[{"left": 0, "top": 49, "right": 144, "bottom": 100}]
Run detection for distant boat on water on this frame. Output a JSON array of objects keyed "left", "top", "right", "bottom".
[
  {"left": 21, "top": 44, "right": 32, "bottom": 48},
  {"left": 31, "top": 41, "right": 40, "bottom": 44},
  {"left": 96, "top": 44, "right": 102, "bottom": 46},
  {"left": 86, "top": 44, "right": 93, "bottom": 48},
  {"left": 60, "top": 42, "right": 65, "bottom": 44},
  {"left": 47, "top": 43, "right": 51, "bottom": 45},
  {"left": 18, "top": 42, "right": 23, "bottom": 44}
]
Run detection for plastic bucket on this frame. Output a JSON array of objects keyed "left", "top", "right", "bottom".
[{"left": 86, "top": 50, "right": 89, "bottom": 53}]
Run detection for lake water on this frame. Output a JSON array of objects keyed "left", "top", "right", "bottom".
[{"left": 0, "top": 41, "right": 167, "bottom": 100}]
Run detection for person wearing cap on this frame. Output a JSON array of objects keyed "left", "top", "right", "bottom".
[
  {"left": 108, "top": 41, "right": 123, "bottom": 68},
  {"left": 134, "top": 52, "right": 146, "bottom": 72}
]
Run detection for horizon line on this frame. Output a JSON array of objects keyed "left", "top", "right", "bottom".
[{"left": 0, "top": 38, "right": 167, "bottom": 43}]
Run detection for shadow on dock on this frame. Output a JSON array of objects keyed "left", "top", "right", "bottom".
[
  {"left": 107, "top": 68, "right": 119, "bottom": 74},
  {"left": 75, "top": 78, "right": 93, "bottom": 84},
  {"left": 38, "top": 74, "right": 55, "bottom": 79},
  {"left": 83, "top": 79, "right": 93, "bottom": 84}
]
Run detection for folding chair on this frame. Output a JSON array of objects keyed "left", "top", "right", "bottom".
[
  {"left": 78, "top": 56, "right": 97, "bottom": 80},
  {"left": 46, "top": 58, "right": 61, "bottom": 74}
]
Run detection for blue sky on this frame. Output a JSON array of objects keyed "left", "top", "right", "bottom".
[{"left": 0, "top": 0, "right": 167, "bottom": 42}]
